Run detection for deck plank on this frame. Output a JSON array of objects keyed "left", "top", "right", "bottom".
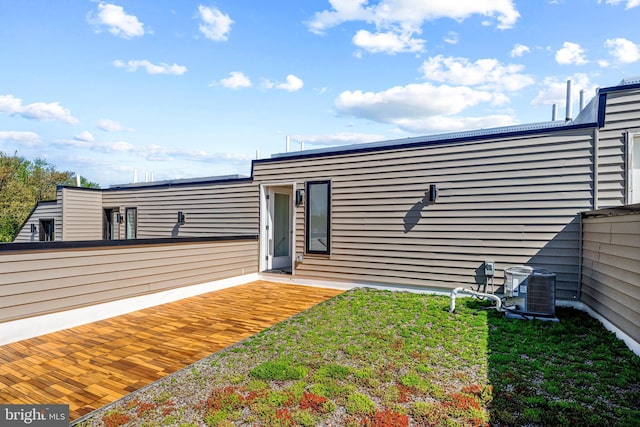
[{"left": 0, "top": 281, "right": 343, "bottom": 420}]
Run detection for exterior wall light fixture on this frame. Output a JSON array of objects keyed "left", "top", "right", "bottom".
[
  {"left": 177, "top": 211, "right": 186, "bottom": 225},
  {"left": 428, "top": 184, "right": 438, "bottom": 203}
]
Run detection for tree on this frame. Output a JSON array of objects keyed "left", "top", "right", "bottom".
[{"left": 0, "top": 151, "right": 100, "bottom": 242}]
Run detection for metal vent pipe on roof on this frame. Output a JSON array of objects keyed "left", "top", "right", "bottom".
[
  {"left": 579, "top": 89, "right": 585, "bottom": 112},
  {"left": 565, "top": 79, "right": 573, "bottom": 122},
  {"left": 552, "top": 104, "right": 558, "bottom": 121}
]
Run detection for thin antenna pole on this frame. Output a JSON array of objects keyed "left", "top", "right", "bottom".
[{"left": 565, "top": 80, "right": 573, "bottom": 122}]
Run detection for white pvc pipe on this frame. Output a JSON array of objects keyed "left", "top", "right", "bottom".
[{"left": 449, "top": 287, "right": 502, "bottom": 313}]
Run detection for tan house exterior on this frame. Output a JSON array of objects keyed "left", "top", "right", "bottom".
[{"left": 4, "top": 78, "right": 640, "bottom": 351}]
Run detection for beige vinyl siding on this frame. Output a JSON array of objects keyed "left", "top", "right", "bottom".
[
  {"left": 581, "top": 210, "right": 640, "bottom": 344},
  {"left": 596, "top": 87, "right": 640, "bottom": 208},
  {"left": 255, "top": 128, "right": 594, "bottom": 299},
  {"left": 0, "top": 238, "right": 258, "bottom": 323},
  {"left": 102, "top": 181, "right": 258, "bottom": 238},
  {"left": 62, "top": 188, "right": 103, "bottom": 241},
  {"left": 12, "top": 200, "right": 62, "bottom": 242}
]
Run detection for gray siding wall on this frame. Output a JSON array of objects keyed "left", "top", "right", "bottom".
[
  {"left": 255, "top": 128, "right": 595, "bottom": 299},
  {"left": 13, "top": 200, "right": 62, "bottom": 242},
  {"left": 0, "top": 238, "right": 258, "bottom": 323},
  {"left": 101, "top": 181, "right": 258, "bottom": 238},
  {"left": 62, "top": 188, "right": 103, "bottom": 241},
  {"left": 581, "top": 208, "right": 640, "bottom": 344},
  {"left": 596, "top": 87, "right": 640, "bottom": 208}
]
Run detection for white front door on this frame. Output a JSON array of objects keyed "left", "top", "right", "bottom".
[{"left": 266, "top": 187, "right": 293, "bottom": 270}]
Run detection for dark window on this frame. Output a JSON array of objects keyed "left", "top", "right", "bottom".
[
  {"left": 305, "top": 181, "right": 330, "bottom": 254},
  {"left": 103, "top": 208, "right": 118, "bottom": 239},
  {"left": 125, "top": 208, "right": 137, "bottom": 239},
  {"left": 39, "top": 219, "right": 54, "bottom": 242}
]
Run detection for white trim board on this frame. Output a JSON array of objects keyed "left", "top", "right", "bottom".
[{"left": 0, "top": 273, "right": 259, "bottom": 346}]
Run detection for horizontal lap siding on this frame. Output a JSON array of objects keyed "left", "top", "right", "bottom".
[
  {"left": 13, "top": 201, "right": 61, "bottom": 242},
  {"left": 101, "top": 181, "right": 258, "bottom": 238},
  {"left": 581, "top": 212, "right": 640, "bottom": 343},
  {"left": 62, "top": 188, "right": 103, "bottom": 241},
  {"left": 597, "top": 88, "right": 640, "bottom": 208},
  {"left": 0, "top": 239, "right": 259, "bottom": 323},
  {"left": 255, "top": 129, "right": 593, "bottom": 298}
]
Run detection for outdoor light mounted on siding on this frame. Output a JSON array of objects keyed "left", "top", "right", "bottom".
[
  {"left": 30, "top": 223, "right": 37, "bottom": 233},
  {"left": 177, "top": 211, "right": 186, "bottom": 225},
  {"left": 295, "top": 189, "right": 304, "bottom": 206},
  {"left": 428, "top": 184, "right": 438, "bottom": 203},
  {"left": 116, "top": 213, "right": 123, "bottom": 224}
]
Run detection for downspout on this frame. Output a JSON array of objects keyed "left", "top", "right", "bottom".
[
  {"left": 593, "top": 127, "right": 599, "bottom": 211},
  {"left": 577, "top": 213, "right": 583, "bottom": 302}
]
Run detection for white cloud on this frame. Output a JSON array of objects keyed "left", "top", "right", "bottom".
[
  {"left": 421, "top": 55, "right": 534, "bottom": 92},
  {"left": 88, "top": 3, "right": 146, "bottom": 39},
  {"left": 531, "top": 73, "right": 597, "bottom": 107},
  {"left": 113, "top": 59, "right": 187, "bottom": 75},
  {"left": 53, "top": 139, "right": 136, "bottom": 153},
  {"left": 290, "top": 132, "right": 386, "bottom": 147},
  {"left": 605, "top": 0, "right": 640, "bottom": 9},
  {"left": 510, "top": 43, "right": 530, "bottom": 57},
  {"left": 605, "top": 37, "right": 640, "bottom": 63},
  {"left": 265, "top": 75, "right": 304, "bottom": 92},
  {"left": 443, "top": 31, "right": 459, "bottom": 45},
  {"left": 598, "top": 59, "right": 611, "bottom": 67},
  {"left": 353, "top": 29, "right": 425, "bottom": 54},
  {"left": 218, "top": 71, "right": 252, "bottom": 89},
  {"left": 74, "top": 131, "right": 95, "bottom": 142},
  {"left": 308, "top": 0, "right": 520, "bottom": 35},
  {"left": 97, "top": 118, "right": 129, "bottom": 132},
  {"left": 555, "top": 42, "right": 588, "bottom": 65},
  {"left": 0, "top": 94, "right": 79, "bottom": 125},
  {"left": 307, "top": 0, "right": 518, "bottom": 55},
  {"left": 197, "top": 5, "right": 233, "bottom": 41},
  {"left": 334, "top": 82, "right": 513, "bottom": 133},
  {"left": 51, "top": 138, "right": 252, "bottom": 164},
  {"left": 395, "top": 114, "right": 515, "bottom": 133},
  {"left": 279, "top": 75, "right": 304, "bottom": 92},
  {"left": 0, "top": 131, "right": 41, "bottom": 146}
]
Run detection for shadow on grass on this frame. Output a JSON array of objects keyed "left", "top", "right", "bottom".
[{"left": 486, "top": 306, "right": 640, "bottom": 426}]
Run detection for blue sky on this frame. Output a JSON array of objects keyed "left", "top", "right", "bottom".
[{"left": 1, "top": 1, "right": 639, "bottom": 187}]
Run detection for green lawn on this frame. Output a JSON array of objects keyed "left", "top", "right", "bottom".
[{"left": 76, "top": 288, "right": 640, "bottom": 427}]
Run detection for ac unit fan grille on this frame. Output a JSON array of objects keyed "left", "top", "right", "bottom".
[{"left": 526, "top": 274, "right": 555, "bottom": 316}]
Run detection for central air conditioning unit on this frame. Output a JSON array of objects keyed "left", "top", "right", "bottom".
[{"left": 504, "top": 266, "right": 557, "bottom": 319}]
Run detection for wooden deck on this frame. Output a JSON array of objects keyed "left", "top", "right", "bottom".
[{"left": 0, "top": 281, "right": 343, "bottom": 420}]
